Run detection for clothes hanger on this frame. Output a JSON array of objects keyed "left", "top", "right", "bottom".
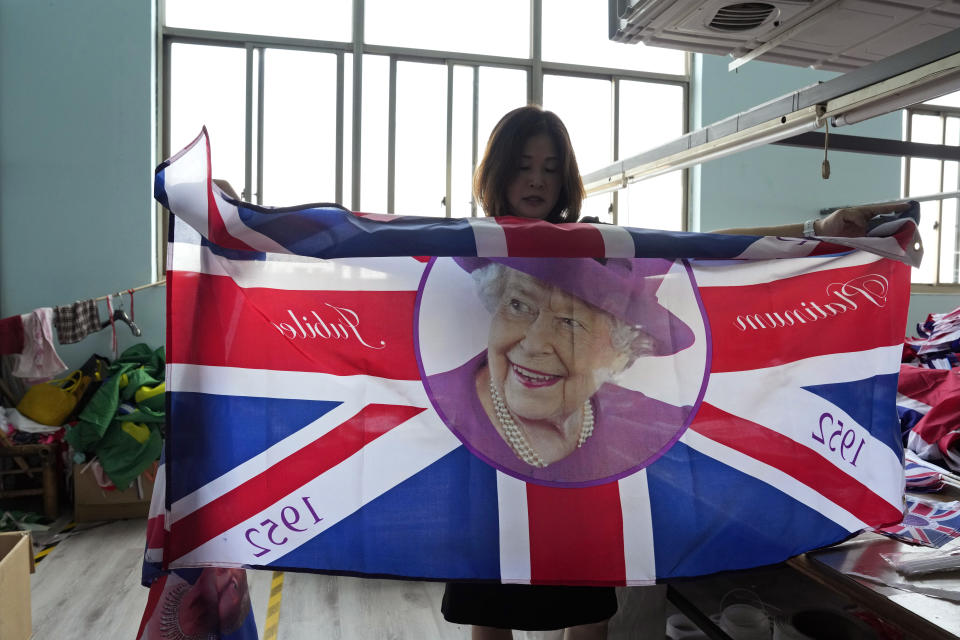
[{"left": 100, "top": 308, "right": 142, "bottom": 337}]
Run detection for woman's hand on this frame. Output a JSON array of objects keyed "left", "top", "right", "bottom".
[{"left": 816, "top": 202, "right": 911, "bottom": 237}]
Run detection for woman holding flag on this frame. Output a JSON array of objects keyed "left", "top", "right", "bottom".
[{"left": 440, "top": 104, "right": 911, "bottom": 640}]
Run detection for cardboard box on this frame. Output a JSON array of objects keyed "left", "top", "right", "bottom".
[
  {"left": 73, "top": 464, "right": 155, "bottom": 522},
  {"left": 0, "top": 531, "right": 36, "bottom": 640}
]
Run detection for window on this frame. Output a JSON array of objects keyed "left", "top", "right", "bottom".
[
  {"left": 904, "top": 94, "right": 960, "bottom": 286},
  {"left": 161, "top": 0, "right": 688, "bottom": 234}
]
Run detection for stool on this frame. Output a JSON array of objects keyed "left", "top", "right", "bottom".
[{"left": 0, "top": 443, "right": 60, "bottom": 519}]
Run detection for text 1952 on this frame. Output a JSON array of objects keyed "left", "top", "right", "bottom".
[{"left": 245, "top": 496, "right": 323, "bottom": 557}]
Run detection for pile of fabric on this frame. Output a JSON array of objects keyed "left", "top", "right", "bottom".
[
  {"left": 882, "top": 311, "right": 960, "bottom": 549},
  {"left": 899, "top": 310, "right": 960, "bottom": 472},
  {"left": 65, "top": 344, "right": 166, "bottom": 490}
]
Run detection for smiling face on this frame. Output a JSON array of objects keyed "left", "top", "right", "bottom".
[
  {"left": 505, "top": 134, "right": 562, "bottom": 220},
  {"left": 487, "top": 270, "right": 629, "bottom": 426}
]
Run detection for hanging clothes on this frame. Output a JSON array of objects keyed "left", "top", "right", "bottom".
[
  {"left": 0, "top": 315, "right": 25, "bottom": 355},
  {"left": 53, "top": 299, "right": 101, "bottom": 344},
  {"left": 11, "top": 308, "right": 67, "bottom": 381}
]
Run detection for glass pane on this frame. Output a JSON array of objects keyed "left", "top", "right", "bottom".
[
  {"left": 342, "top": 53, "right": 353, "bottom": 207},
  {"left": 365, "top": 0, "right": 528, "bottom": 58},
  {"left": 910, "top": 113, "right": 943, "bottom": 145},
  {"left": 359, "top": 55, "right": 389, "bottom": 213},
  {"left": 542, "top": 0, "right": 685, "bottom": 74},
  {"left": 543, "top": 75, "right": 612, "bottom": 176},
  {"left": 913, "top": 200, "right": 940, "bottom": 284},
  {"left": 164, "top": 0, "right": 351, "bottom": 41},
  {"left": 475, "top": 67, "right": 528, "bottom": 218},
  {"left": 169, "top": 44, "right": 247, "bottom": 199},
  {"left": 261, "top": 49, "right": 338, "bottom": 206},
  {"left": 582, "top": 193, "right": 613, "bottom": 223},
  {"left": 939, "top": 198, "right": 959, "bottom": 284},
  {"left": 909, "top": 158, "right": 942, "bottom": 197},
  {"left": 394, "top": 62, "right": 448, "bottom": 217},
  {"left": 924, "top": 89, "right": 960, "bottom": 109},
  {"left": 619, "top": 81, "right": 685, "bottom": 159},
  {"left": 620, "top": 172, "right": 684, "bottom": 231},
  {"left": 478, "top": 67, "right": 528, "bottom": 158},
  {"left": 451, "top": 66, "right": 475, "bottom": 218}
]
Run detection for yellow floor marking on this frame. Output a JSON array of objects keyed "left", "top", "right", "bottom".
[{"left": 263, "top": 570, "right": 285, "bottom": 640}]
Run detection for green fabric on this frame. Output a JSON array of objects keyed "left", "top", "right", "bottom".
[
  {"left": 65, "top": 344, "right": 166, "bottom": 488},
  {"left": 96, "top": 420, "right": 163, "bottom": 490}
]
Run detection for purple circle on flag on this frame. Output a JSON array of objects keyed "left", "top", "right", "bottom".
[{"left": 414, "top": 257, "right": 711, "bottom": 488}]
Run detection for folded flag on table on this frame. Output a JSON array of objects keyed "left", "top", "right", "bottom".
[
  {"left": 897, "top": 365, "right": 960, "bottom": 472},
  {"left": 904, "top": 451, "right": 946, "bottom": 493},
  {"left": 877, "top": 498, "right": 960, "bottom": 548},
  {"left": 153, "top": 128, "right": 919, "bottom": 585}
]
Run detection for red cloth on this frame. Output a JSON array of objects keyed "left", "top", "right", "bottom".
[
  {"left": 0, "top": 315, "right": 24, "bottom": 355},
  {"left": 900, "top": 364, "right": 960, "bottom": 471}
]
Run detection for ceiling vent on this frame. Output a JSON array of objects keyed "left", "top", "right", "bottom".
[
  {"left": 610, "top": 0, "right": 960, "bottom": 71},
  {"left": 709, "top": 3, "right": 778, "bottom": 31}
]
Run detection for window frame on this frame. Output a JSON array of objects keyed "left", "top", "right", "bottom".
[
  {"left": 156, "top": 0, "right": 690, "bottom": 266},
  {"left": 903, "top": 104, "right": 960, "bottom": 292}
]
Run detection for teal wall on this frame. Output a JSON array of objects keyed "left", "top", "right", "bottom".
[
  {"left": 0, "top": 0, "right": 163, "bottom": 370},
  {"left": 695, "top": 53, "right": 958, "bottom": 332},
  {"left": 696, "top": 53, "right": 904, "bottom": 231}
]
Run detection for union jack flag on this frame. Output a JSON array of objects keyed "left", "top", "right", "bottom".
[
  {"left": 154, "top": 129, "right": 918, "bottom": 585},
  {"left": 877, "top": 498, "right": 960, "bottom": 548}
]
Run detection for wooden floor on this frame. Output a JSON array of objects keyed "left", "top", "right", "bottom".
[{"left": 28, "top": 518, "right": 667, "bottom": 639}]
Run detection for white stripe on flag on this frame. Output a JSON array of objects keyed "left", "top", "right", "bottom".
[
  {"left": 896, "top": 392, "right": 932, "bottom": 414},
  {"left": 170, "top": 410, "right": 463, "bottom": 568},
  {"left": 162, "top": 134, "right": 211, "bottom": 239},
  {"left": 733, "top": 236, "right": 819, "bottom": 260},
  {"left": 704, "top": 346, "right": 904, "bottom": 512},
  {"left": 593, "top": 224, "right": 636, "bottom": 258},
  {"left": 167, "top": 363, "right": 427, "bottom": 405},
  {"left": 692, "top": 251, "right": 885, "bottom": 287},
  {"left": 496, "top": 472, "right": 531, "bottom": 584},
  {"left": 168, "top": 241, "right": 426, "bottom": 291},
  {"left": 469, "top": 218, "right": 509, "bottom": 256},
  {"left": 618, "top": 470, "right": 657, "bottom": 585},
  {"left": 212, "top": 187, "right": 290, "bottom": 254},
  {"left": 680, "top": 429, "right": 867, "bottom": 532},
  {"left": 147, "top": 463, "right": 167, "bottom": 519}
]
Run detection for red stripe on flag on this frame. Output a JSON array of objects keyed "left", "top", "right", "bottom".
[
  {"left": 689, "top": 403, "right": 902, "bottom": 526},
  {"left": 700, "top": 260, "right": 910, "bottom": 373},
  {"left": 136, "top": 574, "right": 169, "bottom": 640},
  {"left": 204, "top": 138, "right": 257, "bottom": 252},
  {"left": 167, "top": 403, "right": 426, "bottom": 562},
  {"left": 808, "top": 240, "right": 853, "bottom": 256},
  {"left": 168, "top": 271, "right": 420, "bottom": 379},
  {"left": 527, "top": 482, "right": 626, "bottom": 585},
  {"left": 497, "top": 217, "right": 607, "bottom": 257}
]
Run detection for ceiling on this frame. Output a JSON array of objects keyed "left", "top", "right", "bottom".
[{"left": 611, "top": 0, "right": 960, "bottom": 71}]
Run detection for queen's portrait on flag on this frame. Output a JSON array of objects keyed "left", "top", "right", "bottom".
[{"left": 421, "top": 256, "right": 707, "bottom": 486}]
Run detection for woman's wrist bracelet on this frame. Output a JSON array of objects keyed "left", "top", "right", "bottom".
[{"left": 802, "top": 219, "right": 818, "bottom": 237}]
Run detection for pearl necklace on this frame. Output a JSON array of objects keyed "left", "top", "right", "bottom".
[
  {"left": 158, "top": 582, "right": 218, "bottom": 640},
  {"left": 488, "top": 379, "right": 594, "bottom": 468}
]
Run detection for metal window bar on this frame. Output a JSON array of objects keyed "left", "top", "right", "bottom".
[
  {"left": 471, "top": 65, "right": 479, "bottom": 218},
  {"left": 256, "top": 49, "right": 265, "bottom": 205},
  {"left": 160, "top": 7, "right": 690, "bottom": 228},
  {"left": 387, "top": 56, "right": 397, "bottom": 213},
  {"left": 937, "top": 113, "right": 946, "bottom": 285},
  {"left": 445, "top": 63, "right": 455, "bottom": 218}
]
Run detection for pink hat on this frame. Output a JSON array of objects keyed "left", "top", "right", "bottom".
[{"left": 453, "top": 257, "right": 695, "bottom": 356}]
